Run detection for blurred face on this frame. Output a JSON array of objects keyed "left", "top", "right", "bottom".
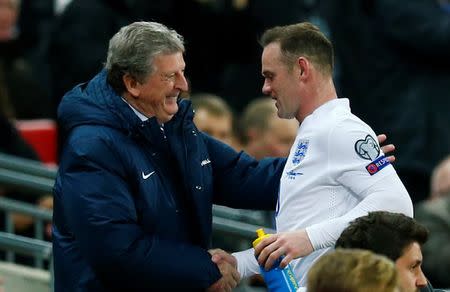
[
  {"left": 248, "top": 112, "right": 298, "bottom": 159},
  {"left": 261, "top": 42, "right": 301, "bottom": 120},
  {"left": 261, "top": 115, "right": 298, "bottom": 157},
  {"left": 395, "top": 242, "right": 427, "bottom": 292},
  {"left": 0, "top": 0, "right": 18, "bottom": 41},
  {"left": 193, "top": 108, "right": 233, "bottom": 145},
  {"left": 130, "top": 52, "right": 188, "bottom": 123},
  {"left": 430, "top": 158, "right": 450, "bottom": 200}
]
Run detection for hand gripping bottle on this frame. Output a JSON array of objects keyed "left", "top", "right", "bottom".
[{"left": 252, "top": 228, "right": 299, "bottom": 292}]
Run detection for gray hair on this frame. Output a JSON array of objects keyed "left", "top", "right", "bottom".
[{"left": 105, "top": 21, "right": 185, "bottom": 94}]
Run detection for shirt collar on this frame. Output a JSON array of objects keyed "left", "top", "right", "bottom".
[
  {"left": 312, "top": 97, "right": 349, "bottom": 116},
  {"left": 121, "top": 98, "right": 148, "bottom": 121}
]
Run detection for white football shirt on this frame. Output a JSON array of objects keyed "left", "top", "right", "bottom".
[{"left": 234, "top": 98, "right": 413, "bottom": 286}]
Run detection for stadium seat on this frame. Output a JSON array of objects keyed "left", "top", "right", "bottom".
[{"left": 15, "top": 119, "right": 58, "bottom": 166}]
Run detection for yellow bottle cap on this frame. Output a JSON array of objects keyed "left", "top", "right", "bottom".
[{"left": 252, "top": 228, "right": 272, "bottom": 248}]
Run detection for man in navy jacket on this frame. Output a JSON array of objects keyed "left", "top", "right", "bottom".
[{"left": 52, "top": 21, "right": 285, "bottom": 291}]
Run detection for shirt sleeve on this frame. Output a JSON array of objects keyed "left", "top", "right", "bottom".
[
  {"left": 306, "top": 174, "right": 413, "bottom": 250},
  {"left": 232, "top": 248, "right": 261, "bottom": 279},
  {"left": 306, "top": 118, "right": 413, "bottom": 250}
]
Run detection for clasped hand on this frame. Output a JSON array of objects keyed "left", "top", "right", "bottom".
[{"left": 207, "top": 249, "right": 240, "bottom": 292}]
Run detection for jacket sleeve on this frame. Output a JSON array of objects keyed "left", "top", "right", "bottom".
[
  {"left": 376, "top": 0, "right": 450, "bottom": 57},
  {"left": 59, "top": 135, "right": 222, "bottom": 290},
  {"left": 203, "top": 134, "right": 286, "bottom": 210}
]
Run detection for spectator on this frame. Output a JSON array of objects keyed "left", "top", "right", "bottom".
[
  {"left": 307, "top": 248, "right": 399, "bottom": 292},
  {"left": 336, "top": 211, "right": 440, "bottom": 292},
  {"left": 238, "top": 97, "right": 298, "bottom": 160},
  {"left": 0, "top": 113, "right": 52, "bottom": 243},
  {"left": 415, "top": 155, "right": 450, "bottom": 288},
  {"left": 190, "top": 93, "right": 237, "bottom": 149},
  {"left": 0, "top": 0, "right": 52, "bottom": 119}
]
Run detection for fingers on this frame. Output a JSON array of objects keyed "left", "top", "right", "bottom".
[
  {"left": 209, "top": 248, "right": 237, "bottom": 267},
  {"left": 264, "top": 246, "right": 284, "bottom": 271},
  {"left": 378, "top": 133, "right": 397, "bottom": 164},
  {"left": 216, "top": 260, "right": 240, "bottom": 291},
  {"left": 254, "top": 234, "right": 277, "bottom": 256},
  {"left": 255, "top": 237, "right": 282, "bottom": 270},
  {"left": 230, "top": 264, "right": 240, "bottom": 284},
  {"left": 380, "top": 142, "right": 396, "bottom": 164},
  {"left": 386, "top": 155, "right": 396, "bottom": 163},
  {"left": 380, "top": 143, "right": 394, "bottom": 153},
  {"left": 377, "top": 133, "right": 387, "bottom": 144},
  {"left": 207, "top": 250, "right": 240, "bottom": 292},
  {"left": 279, "top": 254, "right": 293, "bottom": 269}
]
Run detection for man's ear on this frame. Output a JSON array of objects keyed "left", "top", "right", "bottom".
[
  {"left": 123, "top": 73, "right": 140, "bottom": 98},
  {"left": 297, "top": 57, "right": 309, "bottom": 80}
]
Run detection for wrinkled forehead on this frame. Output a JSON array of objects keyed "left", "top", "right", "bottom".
[{"left": 151, "top": 52, "right": 185, "bottom": 73}]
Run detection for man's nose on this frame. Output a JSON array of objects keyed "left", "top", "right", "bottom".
[
  {"left": 262, "top": 80, "right": 271, "bottom": 95},
  {"left": 416, "top": 269, "right": 428, "bottom": 288},
  {"left": 176, "top": 74, "right": 189, "bottom": 92}
]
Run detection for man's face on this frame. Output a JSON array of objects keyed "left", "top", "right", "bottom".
[
  {"left": 0, "top": 0, "right": 18, "bottom": 41},
  {"left": 132, "top": 52, "right": 188, "bottom": 123},
  {"left": 395, "top": 242, "right": 427, "bottom": 292},
  {"left": 193, "top": 108, "right": 233, "bottom": 145},
  {"left": 261, "top": 43, "right": 301, "bottom": 120},
  {"left": 259, "top": 114, "right": 298, "bottom": 158}
]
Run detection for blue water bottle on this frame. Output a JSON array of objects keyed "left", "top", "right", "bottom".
[{"left": 253, "top": 228, "right": 299, "bottom": 292}]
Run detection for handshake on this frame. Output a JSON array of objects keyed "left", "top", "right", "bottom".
[{"left": 207, "top": 249, "right": 240, "bottom": 292}]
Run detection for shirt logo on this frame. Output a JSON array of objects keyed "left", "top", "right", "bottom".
[
  {"left": 201, "top": 159, "right": 211, "bottom": 166},
  {"left": 366, "top": 155, "right": 390, "bottom": 175},
  {"left": 142, "top": 171, "right": 155, "bottom": 180},
  {"left": 354, "top": 135, "right": 379, "bottom": 160},
  {"left": 292, "top": 140, "right": 309, "bottom": 165}
]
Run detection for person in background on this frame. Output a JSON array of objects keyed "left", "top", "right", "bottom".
[
  {"left": 236, "top": 97, "right": 299, "bottom": 235},
  {"left": 336, "top": 211, "right": 442, "bottom": 292},
  {"left": 232, "top": 22, "right": 412, "bottom": 287},
  {"left": 0, "top": 113, "right": 52, "bottom": 241},
  {"left": 415, "top": 156, "right": 450, "bottom": 288},
  {"left": 0, "top": 0, "right": 52, "bottom": 119},
  {"left": 307, "top": 248, "right": 400, "bottom": 292},
  {"left": 237, "top": 97, "right": 298, "bottom": 160},
  {"left": 52, "top": 21, "right": 288, "bottom": 292},
  {"left": 190, "top": 93, "right": 237, "bottom": 149}
]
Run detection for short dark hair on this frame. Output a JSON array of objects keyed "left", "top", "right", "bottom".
[
  {"left": 336, "top": 211, "right": 429, "bottom": 261},
  {"left": 259, "top": 22, "right": 334, "bottom": 76}
]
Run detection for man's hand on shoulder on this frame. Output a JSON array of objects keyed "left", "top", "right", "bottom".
[{"left": 377, "top": 134, "right": 396, "bottom": 163}]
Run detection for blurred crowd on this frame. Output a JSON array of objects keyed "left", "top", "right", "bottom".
[{"left": 0, "top": 0, "right": 449, "bottom": 289}]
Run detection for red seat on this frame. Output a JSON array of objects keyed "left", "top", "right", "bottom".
[{"left": 15, "top": 119, "right": 58, "bottom": 166}]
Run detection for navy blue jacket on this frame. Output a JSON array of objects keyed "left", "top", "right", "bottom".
[{"left": 52, "top": 70, "right": 285, "bottom": 291}]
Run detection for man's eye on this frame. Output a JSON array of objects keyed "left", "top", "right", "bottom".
[{"left": 162, "top": 73, "right": 176, "bottom": 81}]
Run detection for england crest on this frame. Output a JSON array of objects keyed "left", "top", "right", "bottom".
[{"left": 292, "top": 139, "right": 309, "bottom": 165}]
